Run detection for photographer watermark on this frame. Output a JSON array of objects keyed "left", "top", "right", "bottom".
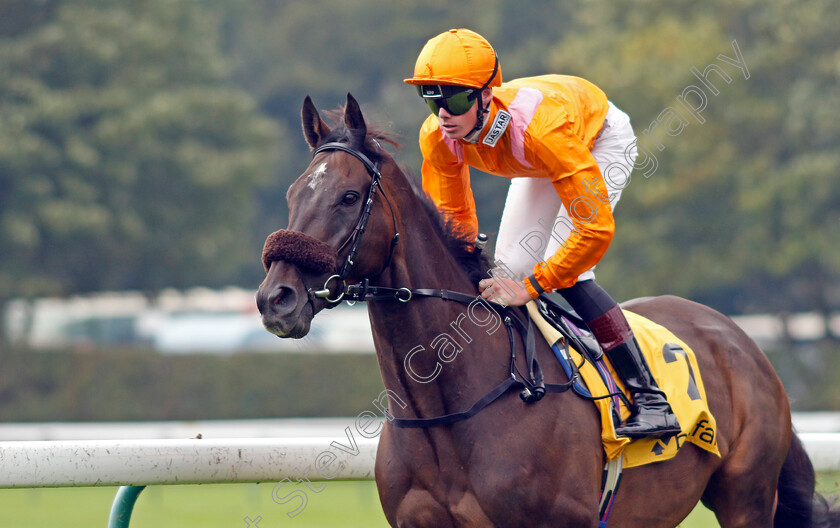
[
  {"left": 246, "top": 37, "right": 752, "bottom": 525},
  {"left": 631, "top": 39, "right": 749, "bottom": 179},
  {"left": 243, "top": 390, "right": 406, "bottom": 522},
  {"left": 403, "top": 39, "right": 751, "bottom": 385}
]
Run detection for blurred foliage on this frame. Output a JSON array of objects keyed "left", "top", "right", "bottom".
[
  {"left": 0, "top": 343, "right": 835, "bottom": 419},
  {"left": 548, "top": 0, "right": 840, "bottom": 318},
  {"left": 0, "top": 0, "right": 282, "bottom": 300},
  {"left": 0, "top": 0, "right": 838, "bottom": 321},
  {"left": 0, "top": 347, "right": 385, "bottom": 420}
]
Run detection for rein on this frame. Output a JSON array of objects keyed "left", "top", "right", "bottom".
[
  {"left": 384, "top": 296, "right": 583, "bottom": 429},
  {"left": 266, "top": 141, "right": 582, "bottom": 428},
  {"left": 331, "top": 281, "right": 584, "bottom": 429}
]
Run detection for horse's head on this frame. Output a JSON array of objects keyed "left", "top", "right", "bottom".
[{"left": 256, "top": 94, "right": 399, "bottom": 338}]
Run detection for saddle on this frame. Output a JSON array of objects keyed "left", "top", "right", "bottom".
[
  {"left": 498, "top": 296, "right": 612, "bottom": 406},
  {"left": 526, "top": 294, "right": 721, "bottom": 469},
  {"left": 533, "top": 295, "right": 605, "bottom": 363}
]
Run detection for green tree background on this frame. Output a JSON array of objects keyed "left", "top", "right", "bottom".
[
  {"left": 1, "top": 0, "right": 837, "bottom": 330},
  {"left": 0, "top": 0, "right": 282, "bottom": 302}
]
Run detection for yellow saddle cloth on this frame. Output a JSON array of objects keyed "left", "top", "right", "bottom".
[{"left": 527, "top": 302, "right": 721, "bottom": 468}]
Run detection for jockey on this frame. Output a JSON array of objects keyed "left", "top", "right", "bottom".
[{"left": 405, "top": 28, "right": 680, "bottom": 439}]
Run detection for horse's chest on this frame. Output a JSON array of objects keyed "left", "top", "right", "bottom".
[{"left": 379, "top": 439, "right": 596, "bottom": 527}]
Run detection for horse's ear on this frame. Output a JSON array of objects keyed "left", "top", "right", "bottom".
[
  {"left": 344, "top": 93, "right": 367, "bottom": 138},
  {"left": 301, "top": 95, "right": 330, "bottom": 150}
]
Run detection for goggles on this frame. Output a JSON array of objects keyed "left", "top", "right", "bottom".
[{"left": 416, "top": 85, "right": 478, "bottom": 116}]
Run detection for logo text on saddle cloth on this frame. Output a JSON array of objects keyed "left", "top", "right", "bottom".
[
  {"left": 576, "top": 315, "right": 720, "bottom": 467},
  {"left": 651, "top": 419, "right": 716, "bottom": 457}
]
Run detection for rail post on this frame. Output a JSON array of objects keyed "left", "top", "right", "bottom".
[{"left": 107, "top": 485, "right": 146, "bottom": 528}]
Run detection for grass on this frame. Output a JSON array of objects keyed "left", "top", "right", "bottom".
[
  {"left": 0, "top": 474, "right": 836, "bottom": 527},
  {"left": 0, "top": 481, "right": 389, "bottom": 528}
]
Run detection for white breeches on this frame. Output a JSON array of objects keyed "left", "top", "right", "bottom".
[{"left": 493, "top": 102, "right": 639, "bottom": 284}]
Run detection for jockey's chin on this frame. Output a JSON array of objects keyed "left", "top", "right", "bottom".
[{"left": 437, "top": 108, "right": 478, "bottom": 141}]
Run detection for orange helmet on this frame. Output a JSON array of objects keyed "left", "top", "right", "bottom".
[{"left": 404, "top": 29, "right": 502, "bottom": 89}]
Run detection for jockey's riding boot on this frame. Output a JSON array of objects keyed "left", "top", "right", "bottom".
[
  {"left": 586, "top": 305, "right": 680, "bottom": 439},
  {"left": 603, "top": 338, "right": 681, "bottom": 439}
]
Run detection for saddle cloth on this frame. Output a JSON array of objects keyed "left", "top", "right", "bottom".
[{"left": 526, "top": 302, "right": 721, "bottom": 468}]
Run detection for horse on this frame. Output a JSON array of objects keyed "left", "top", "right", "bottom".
[{"left": 256, "top": 93, "right": 839, "bottom": 528}]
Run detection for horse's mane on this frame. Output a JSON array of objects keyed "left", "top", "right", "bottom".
[
  {"left": 320, "top": 108, "right": 491, "bottom": 286},
  {"left": 410, "top": 179, "right": 493, "bottom": 286},
  {"left": 321, "top": 107, "right": 399, "bottom": 166}
]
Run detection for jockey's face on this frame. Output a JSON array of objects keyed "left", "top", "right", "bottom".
[
  {"left": 436, "top": 87, "right": 492, "bottom": 141},
  {"left": 437, "top": 102, "right": 478, "bottom": 140}
]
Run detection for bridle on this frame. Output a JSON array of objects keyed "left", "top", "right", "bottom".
[
  {"left": 308, "top": 141, "right": 399, "bottom": 304},
  {"left": 263, "top": 141, "right": 615, "bottom": 427}
]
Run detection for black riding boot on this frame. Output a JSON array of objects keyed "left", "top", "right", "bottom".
[
  {"left": 604, "top": 337, "right": 681, "bottom": 439},
  {"left": 558, "top": 280, "right": 681, "bottom": 439}
]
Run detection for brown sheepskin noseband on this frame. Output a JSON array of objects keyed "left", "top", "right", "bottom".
[{"left": 262, "top": 229, "right": 338, "bottom": 274}]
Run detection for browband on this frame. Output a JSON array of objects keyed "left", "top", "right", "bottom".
[{"left": 314, "top": 142, "right": 381, "bottom": 178}]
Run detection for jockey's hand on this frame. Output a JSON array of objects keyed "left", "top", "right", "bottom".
[{"left": 478, "top": 277, "right": 532, "bottom": 307}]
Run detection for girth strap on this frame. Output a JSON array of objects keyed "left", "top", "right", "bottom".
[{"left": 504, "top": 307, "right": 546, "bottom": 403}]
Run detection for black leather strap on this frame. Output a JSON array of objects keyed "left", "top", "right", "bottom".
[
  {"left": 344, "top": 284, "right": 492, "bottom": 306},
  {"left": 388, "top": 372, "right": 577, "bottom": 428},
  {"left": 388, "top": 377, "right": 519, "bottom": 428},
  {"left": 314, "top": 141, "right": 381, "bottom": 178}
]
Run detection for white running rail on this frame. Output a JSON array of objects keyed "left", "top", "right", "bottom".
[{"left": 0, "top": 433, "right": 836, "bottom": 489}]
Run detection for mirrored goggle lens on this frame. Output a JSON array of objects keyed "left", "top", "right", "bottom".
[{"left": 416, "top": 86, "right": 476, "bottom": 116}]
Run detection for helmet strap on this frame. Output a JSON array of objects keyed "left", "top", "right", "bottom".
[
  {"left": 465, "top": 57, "right": 499, "bottom": 139},
  {"left": 463, "top": 95, "right": 490, "bottom": 143}
]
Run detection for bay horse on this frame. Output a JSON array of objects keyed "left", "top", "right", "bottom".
[{"left": 256, "top": 94, "right": 839, "bottom": 528}]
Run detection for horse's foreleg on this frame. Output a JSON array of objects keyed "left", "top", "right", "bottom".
[{"left": 393, "top": 488, "right": 455, "bottom": 528}]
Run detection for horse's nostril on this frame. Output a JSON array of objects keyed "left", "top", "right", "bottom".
[
  {"left": 268, "top": 286, "right": 295, "bottom": 311},
  {"left": 257, "top": 284, "right": 296, "bottom": 317}
]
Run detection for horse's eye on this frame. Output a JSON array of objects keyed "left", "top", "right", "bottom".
[{"left": 341, "top": 191, "right": 360, "bottom": 206}]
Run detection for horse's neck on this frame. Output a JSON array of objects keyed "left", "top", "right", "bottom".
[{"left": 366, "top": 190, "right": 506, "bottom": 420}]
